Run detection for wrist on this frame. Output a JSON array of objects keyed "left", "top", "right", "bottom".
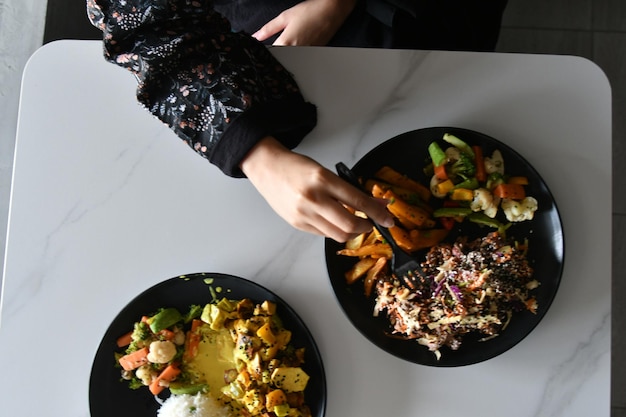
[
  {"left": 240, "top": 136, "right": 288, "bottom": 179},
  {"left": 334, "top": 0, "right": 358, "bottom": 16}
]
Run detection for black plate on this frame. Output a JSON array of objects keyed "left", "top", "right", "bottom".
[
  {"left": 90, "top": 273, "right": 326, "bottom": 416},
  {"left": 325, "top": 127, "right": 564, "bottom": 367}
]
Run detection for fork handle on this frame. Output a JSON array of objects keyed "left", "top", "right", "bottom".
[{"left": 335, "top": 162, "right": 402, "bottom": 251}]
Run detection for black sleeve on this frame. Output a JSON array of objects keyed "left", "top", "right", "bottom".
[{"left": 87, "top": 0, "right": 317, "bottom": 177}]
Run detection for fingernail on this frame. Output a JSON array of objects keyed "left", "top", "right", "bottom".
[{"left": 381, "top": 217, "right": 395, "bottom": 228}]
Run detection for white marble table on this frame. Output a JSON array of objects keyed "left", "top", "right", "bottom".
[{"left": 0, "top": 40, "right": 611, "bottom": 416}]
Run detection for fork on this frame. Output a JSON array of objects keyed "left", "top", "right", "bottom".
[{"left": 335, "top": 162, "right": 425, "bottom": 279}]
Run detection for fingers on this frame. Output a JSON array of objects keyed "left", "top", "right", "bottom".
[
  {"left": 294, "top": 213, "right": 370, "bottom": 243},
  {"left": 333, "top": 181, "right": 395, "bottom": 229},
  {"left": 293, "top": 169, "right": 395, "bottom": 242},
  {"left": 252, "top": 17, "right": 286, "bottom": 42},
  {"left": 306, "top": 189, "right": 390, "bottom": 243},
  {"left": 293, "top": 201, "right": 376, "bottom": 243}
]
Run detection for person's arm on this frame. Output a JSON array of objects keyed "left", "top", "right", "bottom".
[
  {"left": 87, "top": 0, "right": 393, "bottom": 241},
  {"left": 252, "top": 0, "right": 358, "bottom": 46},
  {"left": 87, "top": 0, "right": 316, "bottom": 177}
]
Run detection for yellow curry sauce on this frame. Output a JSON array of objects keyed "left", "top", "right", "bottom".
[{"left": 186, "top": 326, "right": 236, "bottom": 394}]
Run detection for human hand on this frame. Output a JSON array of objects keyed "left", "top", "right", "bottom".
[
  {"left": 240, "top": 137, "right": 395, "bottom": 242},
  {"left": 252, "top": 0, "right": 357, "bottom": 46}
]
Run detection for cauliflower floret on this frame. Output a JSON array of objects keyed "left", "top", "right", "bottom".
[
  {"left": 501, "top": 197, "right": 538, "bottom": 222},
  {"left": 135, "top": 364, "right": 157, "bottom": 386},
  {"left": 430, "top": 175, "right": 449, "bottom": 198},
  {"left": 470, "top": 188, "right": 500, "bottom": 218},
  {"left": 484, "top": 149, "right": 504, "bottom": 175},
  {"left": 172, "top": 327, "right": 186, "bottom": 345},
  {"left": 444, "top": 146, "right": 460, "bottom": 161},
  {"left": 147, "top": 340, "right": 177, "bottom": 364}
]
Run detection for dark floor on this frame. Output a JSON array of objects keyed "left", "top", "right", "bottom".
[{"left": 44, "top": 1, "right": 625, "bottom": 415}]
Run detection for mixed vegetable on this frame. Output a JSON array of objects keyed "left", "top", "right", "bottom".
[
  {"left": 426, "top": 133, "right": 538, "bottom": 233},
  {"left": 115, "top": 297, "right": 312, "bottom": 417}
]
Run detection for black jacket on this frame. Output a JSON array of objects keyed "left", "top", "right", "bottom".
[{"left": 87, "top": 0, "right": 506, "bottom": 177}]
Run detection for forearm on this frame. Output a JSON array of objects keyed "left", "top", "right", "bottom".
[{"left": 87, "top": 0, "right": 317, "bottom": 177}]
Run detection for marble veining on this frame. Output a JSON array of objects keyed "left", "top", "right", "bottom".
[
  {"left": 2, "top": 134, "right": 159, "bottom": 317},
  {"left": 533, "top": 310, "right": 611, "bottom": 416}
]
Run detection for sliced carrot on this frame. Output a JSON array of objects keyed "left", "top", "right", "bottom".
[
  {"left": 434, "top": 164, "right": 448, "bottom": 180},
  {"left": 158, "top": 329, "right": 176, "bottom": 341},
  {"left": 191, "top": 318, "right": 203, "bottom": 332},
  {"left": 388, "top": 225, "right": 421, "bottom": 252},
  {"left": 383, "top": 190, "right": 435, "bottom": 229},
  {"left": 149, "top": 363, "right": 181, "bottom": 395},
  {"left": 493, "top": 183, "right": 526, "bottom": 199},
  {"left": 119, "top": 347, "right": 149, "bottom": 371},
  {"left": 473, "top": 145, "right": 486, "bottom": 182},
  {"left": 183, "top": 332, "right": 200, "bottom": 362},
  {"left": 366, "top": 180, "right": 433, "bottom": 212},
  {"left": 366, "top": 180, "right": 416, "bottom": 200},
  {"left": 183, "top": 320, "right": 203, "bottom": 361},
  {"left": 374, "top": 166, "right": 431, "bottom": 202},
  {"left": 116, "top": 331, "right": 133, "bottom": 348}
]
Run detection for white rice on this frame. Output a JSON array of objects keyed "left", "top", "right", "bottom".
[{"left": 157, "top": 393, "right": 234, "bottom": 417}]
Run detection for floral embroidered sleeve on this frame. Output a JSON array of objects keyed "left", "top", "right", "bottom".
[{"left": 86, "top": 0, "right": 317, "bottom": 177}]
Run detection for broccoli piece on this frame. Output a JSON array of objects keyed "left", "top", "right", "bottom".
[
  {"left": 449, "top": 151, "right": 476, "bottom": 179},
  {"left": 184, "top": 304, "right": 203, "bottom": 323},
  {"left": 128, "top": 321, "right": 151, "bottom": 351}
]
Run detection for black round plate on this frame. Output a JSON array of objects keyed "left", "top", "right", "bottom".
[
  {"left": 325, "top": 127, "right": 564, "bottom": 367},
  {"left": 90, "top": 273, "right": 326, "bottom": 416}
]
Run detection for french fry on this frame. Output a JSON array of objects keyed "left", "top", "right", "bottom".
[
  {"left": 345, "top": 233, "right": 365, "bottom": 250},
  {"left": 344, "top": 257, "right": 377, "bottom": 284},
  {"left": 374, "top": 166, "right": 431, "bottom": 202},
  {"left": 336, "top": 243, "right": 393, "bottom": 258},
  {"left": 363, "top": 229, "right": 381, "bottom": 246},
  {"left": 383, "top": 190, "right": 435, "bottom": 229},
  {"left": 364, "top": 257, "right": 388, "bottom": 297}
]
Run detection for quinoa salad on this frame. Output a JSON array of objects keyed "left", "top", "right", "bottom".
[{"left": 373, "top": 232, "right": 538, "bottom": 359}]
